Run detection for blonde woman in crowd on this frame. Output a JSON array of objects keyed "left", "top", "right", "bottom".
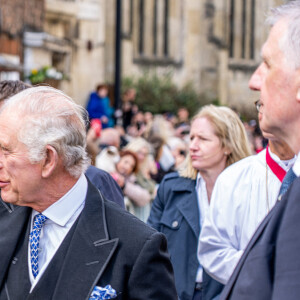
[
  {"left": 124, "top": 137, "right": 157, "bottom": 222},
  {"left": 147, "top": 105, "right": 251, "bottom": 300}
]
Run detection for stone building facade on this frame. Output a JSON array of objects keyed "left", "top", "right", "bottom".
[
  {"left": 114, "top": 0, "right": 284, "bottom": 115},
  {"left": 43, "top": 0, "right": 106, "bottom": 103},
  {"left": 0, "top": 0, "right": 44, "bottom": 80},
  {"left": 0, "top": 0, "right": 285, "bottom": 114}
]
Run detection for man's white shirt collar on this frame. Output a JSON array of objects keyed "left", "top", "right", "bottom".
[{"left": 32, "top": 173, "right": 88, "bottom": 226}]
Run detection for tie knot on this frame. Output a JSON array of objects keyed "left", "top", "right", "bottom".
[{"left": 33, "top": 214, "right": 48, "bottom": 230}]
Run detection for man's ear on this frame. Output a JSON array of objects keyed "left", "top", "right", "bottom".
[{"left": 42, "top": 145, "right": 58, "bottom": 178}]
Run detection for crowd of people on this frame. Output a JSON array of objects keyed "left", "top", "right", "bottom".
[
  {"left": 0, "top": 1, "right": 300, "bottom": 299},
  {"left": 85, "top": 86, "right": 267, "bottom": 226}
]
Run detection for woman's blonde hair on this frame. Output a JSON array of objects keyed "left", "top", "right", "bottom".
[
  {"left": 124, "top": 137, "right": 152, "bottom": 172},
  {"left": 180, "top": 105, "right": 251, "bottom": 179}
]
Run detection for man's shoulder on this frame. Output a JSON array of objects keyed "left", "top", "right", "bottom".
[
  {"left": 213, "top": 152, "right": 266, "bottom": 197},
  {"left": 231, "top": 151, "right": 264, "bottom": 169},
  {"left": 104, "top": 198, "right": 158, "bottom": 239},
  {"left": 85, "top": 165, "right": 108, "bottom": 179},
  {"left": 85, "top": 166, "right": 113, "bottom": 187},
  {"left": 104, "top": 199, "right": 167, "bottom": 259},
  {"left": 85, "top": 167, "right": 125, "bottom": 208},
  {"left": 85, "top": 181, "right": 158, "bottom": 243},
  {"left": 220, "top": 151, "right": 264, "bottom": 178}
]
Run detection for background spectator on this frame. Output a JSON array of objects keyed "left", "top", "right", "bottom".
[
  {"left": 124, "top": 137, "right": 157, "bottom": 222},
  {"left": 167, "top": 136, "right": 188, "bottom": 171},
  {"left": 86, "top": 83, "right": 114, "bottom": 128},
  {"left": 121, "top": 88, "right": 138, "bottom": 130}
]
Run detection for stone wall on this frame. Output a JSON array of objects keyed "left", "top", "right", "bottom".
[
  {"left": 39, "top": 0, "right": 285, "bottom": 115},
  {"left": 0, "top": 0, "right": 44, "bottom": 76}
]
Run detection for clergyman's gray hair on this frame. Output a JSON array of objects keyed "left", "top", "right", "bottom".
[
  {"left": 1, "top": 86, "right": 90, "bottom": 177},
  {"left": 266, "top": 0, "right": 300, "bottom": 69}
]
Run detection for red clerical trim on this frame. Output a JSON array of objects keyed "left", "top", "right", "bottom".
[{"left": 266, "top": 146, "right": 286, "bottom": 182}]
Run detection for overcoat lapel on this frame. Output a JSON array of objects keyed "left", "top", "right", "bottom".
[
  {"left": 0, "top": 201, "right": 30, "bottom": 289},
  {"left": 51, "top": 181, "right": 119, "bottom": 300},
  {"left": 174, "top": 179, "right": 200, "bottom": 238}
]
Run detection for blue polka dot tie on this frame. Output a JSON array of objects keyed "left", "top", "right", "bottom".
[{"left": 29, "top": 214, "right": 48, "bottom": 278}]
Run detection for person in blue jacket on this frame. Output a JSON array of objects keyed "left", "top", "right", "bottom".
[
  {"left": 86, "top": 84, "right": 114, "bottom": 128},
  {"left": 148, "top": 105, "right": 251, "bottom": 300}
]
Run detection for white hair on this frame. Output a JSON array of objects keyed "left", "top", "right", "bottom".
[
  {"left": 266, "top": 0, "right": 300, "bottom": 69},
  {"left": 167, "top": 137, "right": 186, "bottom": 151},
  {"left": 125, "top": 137, "right": 151, "bottom": 153},
  {"left": 1, "top": 86, "right": 90, "bottom": 177},
  {"left": 124, "top": 137, "right": 153, "bottom": 171}
]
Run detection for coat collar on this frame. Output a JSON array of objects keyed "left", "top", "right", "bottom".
[
  {"left": 172, "top": 176, "right": 196, "bottom": 192},
  {"left": 172, "top": 177, "right": 200, "bottom": 238}
]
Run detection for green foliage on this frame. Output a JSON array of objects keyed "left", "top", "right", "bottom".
[
  {"left": 27, "top": 66, "right": 65, "bottom": 84},
  {"left": 122, "top": 72, "right": 211, "bottom": 116}
]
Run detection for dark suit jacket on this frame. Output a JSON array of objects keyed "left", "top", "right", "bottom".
[
  {"left": 85, "top": 165, "right": 125, "bottom": 208},
  {"left": 0, "top": 179, "right": 177, "bottom": 299},
  {"left": 148, "top": 172, "right": 223, "bottom": 300},
  {"left": 221, "top": 177, "right": 300, "bottom": 300}
]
